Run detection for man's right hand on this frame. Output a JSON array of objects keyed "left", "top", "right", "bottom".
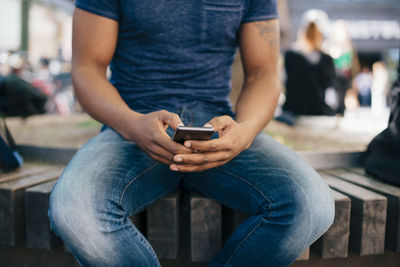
[{"left": 123, "top": 110, "right": 193, "bottom": 165}]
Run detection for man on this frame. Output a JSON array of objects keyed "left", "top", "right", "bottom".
[{"left": 49, "top": 1, "right": 334, "bottom": 266}]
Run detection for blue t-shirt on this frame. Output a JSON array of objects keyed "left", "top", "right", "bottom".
[{"left": 75, "top": 0, "right": 278, "bottom": 114}]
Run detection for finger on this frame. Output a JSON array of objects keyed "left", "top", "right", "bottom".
[
  {"left": 147, "top": 151, "right": 172, "bottom": 165},
  {"left": 173, "top": 151, "right": 230, "bottom": 165},
  {"left": 184, "top": 138, "right": 232, "bottom": 152},
  {"left": 146, "top": 143, "right": 174, "bottom": 163},
  {"left": 154, "top": 131, "right": 193, "bottom": 154},
  {"left": 170, "top": 161, "right": 228, "bottom": 173},
  {"left": 159, "top": 110, "right": 183, "bottom": 130}
]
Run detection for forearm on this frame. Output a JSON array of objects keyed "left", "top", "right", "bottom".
[
  {"left": 235, "top": 72, "right": 280, "bottom": 141},
  {"left": 71, "top": 65, "right": 141, "bottom": 138},
  {"left": 235, "top": 19, "right": 280, "bottom": 143}
]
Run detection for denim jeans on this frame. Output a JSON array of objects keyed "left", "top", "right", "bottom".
[{"left": 48, "top": 108, "right": 334, "bottom": 267}]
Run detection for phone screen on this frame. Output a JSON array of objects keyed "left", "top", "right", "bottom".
[{"left": 172, "top": 126, "right": 214, "bottom": 144}]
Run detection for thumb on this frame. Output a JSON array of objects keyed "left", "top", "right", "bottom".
[
  {"left": 160, "top": 110, "right": 183, "bottom": 130},
  {"left": 206, "top": 117, "right": 226, "bottom": 132},
  {"left": 206, "top": 116, "right": 233, "bottom": 136}
]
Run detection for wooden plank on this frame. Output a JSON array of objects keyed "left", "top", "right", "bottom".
[
  {"left": 25, "top": 180, "right": 62, "bottom": 250},
  {"left": 321, "top": 172, "right": 387, "bottom": 255},
  {"left": 346, "top": 167, "right": 366, "bottom": 175},
  {"left": 312, "top": 190, "right": 351, "bottom": 258},
  {"left": 147, "top": 192, "right": 180, "bottom": 259},
  {"left": 297, "top": 248, "right": 310, "bottom": 261},
  {"left": 16, "top": 145, "right": 78, "bottom": 165},
  {"left": 0, "top": 165, "right": 54, "bottom": 183},
  {"left": 0, "top": 168, "right": 62, "bottom": 245},
  {"left": 222, "top": 207, "right": 248, "bottom": 244},
  {"left": 327, "top": 168, "right": 400, "bottom": 252},
  {"left": 129, "top": 211, "right": 146, "bottom": 236},
  {"left": 190, "top": 193, "right": 222, "bottom": 262}
]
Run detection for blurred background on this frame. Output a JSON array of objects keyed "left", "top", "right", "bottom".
[{"left": 1, "top": 0, "right": 399, "bottom": 152}]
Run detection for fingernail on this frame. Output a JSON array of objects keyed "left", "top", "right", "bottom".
[
  {"left": 175, "top": 156, "right": 182, "bottom": 162},
  {"left": 204, "top": 123, "right": 212, "bottom": 128},
  {"left": 170, "top": 165, "right": 179, "bottom": 171},
  {"left": 184, "top": 141, "right": 191, "bottom": 148},
  {"left": 178, "top": 122, "right": 184, "bottom": 126}
]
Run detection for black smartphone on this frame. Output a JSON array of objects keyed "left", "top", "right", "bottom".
[{"left": 172, "top": 126, "right": 214, "bottom": 144}]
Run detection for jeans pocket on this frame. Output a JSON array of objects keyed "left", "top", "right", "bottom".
[{"left": 201, "top": 0, "right": 244, "bottom": 46}]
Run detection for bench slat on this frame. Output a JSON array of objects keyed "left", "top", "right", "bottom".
[
  {"left": 0, "top": 168, "right": 62, "bottom": 245},
  {"left": 0, "top": 165, "right": 54, "bottom": 183},
  {"left": 312, "top": 190, "right": 351, "bottom": 258},
  {"left": 25, "top": 180, "right": 62, "bottom": 250},
  {"left": 321, "top": 172, "right": 387, "bottom": 255},
  {"left": 297, "top": 248, "right": 310, "bottom": 261},
  {"left": 327, "top": 168, "right": 400, "bottom": 252},
  {"left": 147, "top": 192, "right": 180, "bottom": 259},
  {"left": 190, "top": 193, "right": 222, "bottom": 262},
  {"left": 129, "top": 211, "right": 146, "bottom": 237}
]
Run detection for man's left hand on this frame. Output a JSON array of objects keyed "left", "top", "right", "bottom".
[{"left": 169, "top": 115, "right": 254, "bottom": 172}]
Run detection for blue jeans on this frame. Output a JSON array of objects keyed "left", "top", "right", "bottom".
[{"left": 48, "top": 108, "right": 334, "bottom": 267}]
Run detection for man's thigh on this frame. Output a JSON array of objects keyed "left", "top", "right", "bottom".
[
  {"left": 184, "top": 132, "right": 331, "bottom": 217},
  {"left": 51, "top": 128, "right": 181, "bottom": 217}
]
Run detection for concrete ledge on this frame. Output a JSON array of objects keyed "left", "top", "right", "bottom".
[{"left": 17, "top": 145, "right": 365, "bottom": 170}]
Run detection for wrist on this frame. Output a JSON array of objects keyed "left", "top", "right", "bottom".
[
  {"left": 237, "top": 121, "right": 258, "bottom": 149},
  {"left": 117, "top": 109, "right": 143, "bottom": 141}
]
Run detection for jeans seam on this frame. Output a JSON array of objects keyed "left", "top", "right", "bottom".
[
  {"left": 119, "top": 163, "right": 159, "bottom": 205},
  {"left": 215, "top": 166, "right": 273, "bottom": 206},
  {"left": 224, "top": 217, "right": 264, "bottom": 267},
  {"left": 128, "top": 224, "right": 159, "bottom": 260}
]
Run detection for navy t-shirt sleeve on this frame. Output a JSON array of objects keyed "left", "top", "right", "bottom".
[
  {"left": 242, "top": 0, "right": 278, "bottom": 23},
  {"left": 75, "top": 0, "right": 119, "bottom": 21}
]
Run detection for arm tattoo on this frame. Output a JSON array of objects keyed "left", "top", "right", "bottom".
[{"left": 255, "top": 21, "right": 279, "bottom": 50}]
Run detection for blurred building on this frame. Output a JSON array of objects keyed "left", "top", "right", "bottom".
[
  {"left": 287, "top": 0, "right": 399, "bottom": 71},
  {"left": 0, "top": 0, "right": 73, "bottom": 65}
]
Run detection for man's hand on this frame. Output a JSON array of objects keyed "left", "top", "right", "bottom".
[
  {"left": 169, "top": 116, "right": 253, "bottom": 172},
  {"left": 124, "top": 110, "right": 193, "bottom": 165}
]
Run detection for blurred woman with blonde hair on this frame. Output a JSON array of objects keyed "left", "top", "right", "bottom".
[{"left": 280, "top": 9, "right": 336, "bottom": 122}]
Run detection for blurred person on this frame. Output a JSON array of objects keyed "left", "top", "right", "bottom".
[
  {"left": 0, "top": 69, "right": 47, "bottom": 117},
  {"left": 353, "top": 66, "right": 372, "bottom": 106},
  {"left": 48, "top": 1, "right": 334, "bottom": 267},
  {"left": 46, "top": 73, "right": 76, "bottom": 115},
  {"left": 326, "top": 20, "right": 360, "bottom": 115},
  {"left": 364, "top": 57, "right": 400, "bottom": 185},
  {"left": 31, "top": 57, "right": 54, "bottom": 96},
  {"left": 278, "top": 9, "right": 336, "bottom": 125},
  {"left": 344, "top": 87, "right": 360, "bottom": 111},
  {"left": 371, "top": 61, "right": 389, "bottom": 114}
]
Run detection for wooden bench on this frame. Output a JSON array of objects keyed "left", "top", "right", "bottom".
[{"left": 0, "top": 146, "right": 399, "bottom": 266}]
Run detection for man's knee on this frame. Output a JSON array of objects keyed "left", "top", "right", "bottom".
[
  {"left": 266, "top": 175, "right": 335, "bottom": 239},
  {"left": 48, "top": 180, "right": 88, "bottom": 239},
  {"left": 290, "top": 177, "right": 335, "bottom": 240},
  {"left": 311, "top": 182, "right": 335, "bottom": 237}
]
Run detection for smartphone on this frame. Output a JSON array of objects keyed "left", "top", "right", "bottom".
[{"left": 172, "top": 125, "right": 214, "bottom": 144}]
